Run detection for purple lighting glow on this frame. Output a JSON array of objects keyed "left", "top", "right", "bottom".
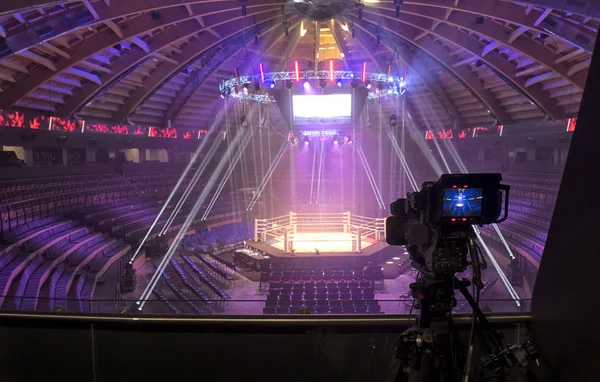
[
  {"left": 333, "top": 140, "right": 339, "bottom": 145},
  {"left": 303, "top": 80, "right": 310, "bottom": 90}
]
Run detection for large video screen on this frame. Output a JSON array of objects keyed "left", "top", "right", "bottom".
[
  {"left": 292, "top": 94, "right": 352, "bottom": 125},
  {"left": 442, "top": 188, "right": 483, "bottom": 217}
]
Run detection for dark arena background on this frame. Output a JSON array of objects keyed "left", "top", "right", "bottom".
[{"left": 0, "top": 1, "right": 599, "bottom": 381}]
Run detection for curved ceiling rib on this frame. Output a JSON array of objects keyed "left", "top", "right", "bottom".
[
  {"left": 406, "top": 0, "right": 596, "bottom": 53},
  {"left": 0, "top": 0, "right": 596, "bottom": 127},
  {"left": 167, "top": 18, "right": 301, "bottom": 124},
  {"left": 54, "top": 7, "right": 280, "bottom": 117},
  {"left": 0, "top": 3, "right": 279, "bottom": 109},
  {"left": 369, "top": 5, "right": 587, "bottom": 90},
  {"left": 359, "top": 11, "right": 562, "bottom": 119},
  {"left": 354, "top": 17, "right": 512, "bottom": 123},
  {"left": 112, "top": 13, "right": 283, "bottom": 122},
  {"left": 344, "top": 18, "right": 463, "bottom": 124},
  {"left": 499, "top": 0, "right": 600, "bottom": 19}
]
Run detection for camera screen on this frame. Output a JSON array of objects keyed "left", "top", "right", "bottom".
[{"left": 442, "top": 188, "right": 483, "bottom": 217}]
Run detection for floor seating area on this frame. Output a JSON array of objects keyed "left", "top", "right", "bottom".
[
  {"left": 261, "top": 267, "right": 382, "bottom": 314},
  {"left": 183, "top": 222, "right": 253, "bottom": 253},
  {"left": 151, "top": 254, "right": 236, "bottom": 314}
]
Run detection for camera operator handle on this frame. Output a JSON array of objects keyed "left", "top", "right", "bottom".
[{"left": 495, "top": 185, "right": 510, "bottom": 223}]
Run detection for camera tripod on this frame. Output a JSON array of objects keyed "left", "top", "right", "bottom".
[{"left": 394, "top": 273, "right": 536, "bottom": 382}]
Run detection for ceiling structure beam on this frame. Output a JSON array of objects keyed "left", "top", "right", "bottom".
[
  {"left": 351, "top": 19, "right": 465, "bottom": 125},
  {"left": 327, "top": 20, "right": 350, "bottom": 69},
  {"left": 17, "top": 50, "right": 57, "bottom": 71},
  {"left": 397, "top": 0, "right": 596, "bottom": 53},
  {"left": 361, "top": 10, "right": 563, "bottom": 119},
  {"left": 0, "top": 3, "right": 279, "bottom": 109},
  {"left": 113, "top": 15, "right": 281, "bottom": 122},
  {"left": 355, "top": 17, "right": 512, "bottom": 124},
  {"left": 497, "top": 0, "right": 600, "bottom": 19},
  {"left": 278, "top": 21, "right": 303, "bottom": 71},
  {"left": 366, "top": 5, "right": 587, "bottom": 90},
  {"left": 173, "top": 22, "right": 299, "bottom": 124}
]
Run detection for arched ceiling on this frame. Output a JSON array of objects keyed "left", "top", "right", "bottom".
[{"left": 0, "top": 0, "right": 597, "bottom": 129}]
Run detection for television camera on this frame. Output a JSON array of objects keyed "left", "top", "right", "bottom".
[{"left": 386, "top": 173, "right": 537, "bottom": 381}]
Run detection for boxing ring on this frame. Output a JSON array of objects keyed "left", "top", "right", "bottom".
[{"left": 254, "top": 212, "right": 386, "bottom": 254}]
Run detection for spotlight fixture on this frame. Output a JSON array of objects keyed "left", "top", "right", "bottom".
[
  {"left": 377, "top": 81, "right": 384, "bottom": 91},
  {"left": 351, "top": 78, "right": 359, "bottom": 88},
  {"left": 285, "top": 80, "right": 293, "bottom": 89},
  {"left": 303, "top": 80, "right": 311, "bottom": 90},
  {"left": 289, "top": 135, "right": 299, "bottom": 146},
  {"left": 254, "top": 81, "right": 260, "bottom": 91},
  {"left": 267, "top": 81, "right": 276, "bottom": 89},
  {"left": 346, "top": 135, "right": 353, "bottom": 144},
  {"left": 333, "top": 135, "right": 340, "bottom": 145},
  {"left": 336, "top": 79, "right": 343, "bottom": 88},
  {"left": 389, "top": 114, "right": 398, "bottom": 127},
  {"left": 303, "top": 137, "right": 310, "bottom": 146},
  {"left": 242, "top": 83, "right": 249, "bottom": 91},
  {"left": 319, "top": 78, "right": 327, "bottom": 88},
  {"left": 240, "top": 115, "right": 248, "bottom": 128},
  {"left": 365, "top": 80, "right": 372, "bottom": 89}
]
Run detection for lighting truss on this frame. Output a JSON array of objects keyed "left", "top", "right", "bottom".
[{"left": 220, "top": 70, "right": 408, "bottom": 103}]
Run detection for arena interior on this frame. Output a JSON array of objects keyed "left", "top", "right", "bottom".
[{"left": 0, "top": 0, "right": 593, "bottom": 317}]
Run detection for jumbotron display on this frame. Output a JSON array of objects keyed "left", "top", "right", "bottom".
[{"left": 292, "top": 94, "right": 352, "bottom": 125}]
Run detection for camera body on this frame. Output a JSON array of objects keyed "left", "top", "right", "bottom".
[{"left": 386, "top": 173, "right": 509, "bottom": 275}]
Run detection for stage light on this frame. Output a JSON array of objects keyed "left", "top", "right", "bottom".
[
  {"left": 253, "top": 82, "right": 260, "bottom": 91},
  {"left": 336, "top": 79, "right": 343, "bottom": 87},
  {"left": 268, "top": 81, "right": 276, "bottom": 89},
  {"left": 351, "top": 78, "right": 358, "bottom": 88},
  {"left": 388, "top": 76, "right": 394, "bottom": 82},
  {"left": 333, "top": 139, "right": 339, "bottom": 145},
  {"left": 347, "top": 136, "right": 353, "bottom": 144},
  {"left": 259, "top": 63, "right": 265, "bottom": 82},
  {"left": 362, "top": 62, "right": 366, "bottom": 82},
  {"left": 330, "top": 60, "right": 334, "bottom": 81},
  {"left": 303, "top": 80, "right": 310, "bottom": 90},
  {"left": 386, "top": 261, "right": 394, "bottom": 264},
  {"left": 365, "top": 80, "right": 371, "bottom": 89},
  {"left": 392, "top": 257, "right": 401, "bottom": 260},
  {"left": 319, "top": 78, "right": 327, "bottom": 88},
  {"left": 389, "top": 114, "right": 398, "bottom": 127},
  {"left": 240, "top": 115, "right": 248, "bottom": 128},
  {"left": 377, "top": 81, "right": 384, "bottom": 90},
  {"left": 295, "top": 60, "right": 300, "bottom": 81},
  {"left": 303, "top": 137, "right": 310, "bottom": 145},
  {"left": 285, "top": 80, "right": 293, "bottom": 89}
]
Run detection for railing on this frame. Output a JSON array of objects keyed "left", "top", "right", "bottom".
[
  {"left": 0, "top": 297, "right": 531, "bottom": 315},
  {"left": 0, "top": 187, "right": 139, "bottom": 234}
]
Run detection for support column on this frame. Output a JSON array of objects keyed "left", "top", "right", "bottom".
[
  {"left": 62, "top": 148, "right": 68, "bottom": 166},
  {"left": 86, "top": 148, "right": 97, "bottom": 163},
  {"left": 24, "top": 146, "right": 34, "bottom": 165}
]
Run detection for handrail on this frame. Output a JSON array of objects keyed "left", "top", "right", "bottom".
[{"left": 0, "top": 312, "right": 531, "bottom": 326}]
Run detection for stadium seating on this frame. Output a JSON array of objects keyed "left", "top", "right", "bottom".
[{"left": 262, "top": 267, "right": 382, "bottom": 315}]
